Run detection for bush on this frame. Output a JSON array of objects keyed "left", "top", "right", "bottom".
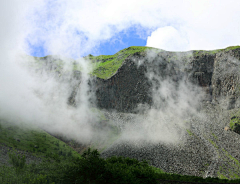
[
  {"left": 62, "top": 148, "right": 159, "bottom": 184},
  {"left": 8, "top": 151, "right": 26, "bottom": 175}
]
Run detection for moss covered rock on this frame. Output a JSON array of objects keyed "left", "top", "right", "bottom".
[{"left": 230, "top": 116, "right": 240, "bottom": 134}]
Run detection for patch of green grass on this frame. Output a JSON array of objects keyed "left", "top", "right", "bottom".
[
  {"left": 90, "top": 46, "right": 159, "bottom": 79},
  {"left": 192, "top": 45, "right": 240, "bottom": 57},
  {"left": 0, "top": 119, "right": 80, "bottom": 160},
  {"left": 217, "top": 171, "right": 228, "bottom": 179},
  {"left": 186, "top": 129, "right": 193, "bottom": 136},
  {"left": 222, "top": 148, "right": 240, "bottom": 168},
  {"left": 208, "top": 138, "right": 219, "bottom": 149},
  {"left": 229, "top": 117, "right": 240, "bottom": 132},
  {"left": 90, "top": 45, "right": 240, "bottom": 79},
  {"left": 211, "top": 132, "right": 219, "bottom": 141},
  {"left": 29, "top": 45, "right": 240, "bottom": 81}
]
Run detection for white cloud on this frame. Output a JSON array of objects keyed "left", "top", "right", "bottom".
[
  {"left": 1, "top": 0, "right": 240, "bottom": 145},
  {"left": 146, "top": 0, "right": 240, "bottom": 51},
  {"left": 146, "top": 26, "right": 189, "bottom": 51},
  {"left": 22, "top": 0, "right": 240, "bottom": 56}
]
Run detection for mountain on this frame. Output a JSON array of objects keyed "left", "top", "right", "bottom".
[
  {"left": 2, "top": 45, "right": 240, "bottom": 181},
  {"left": 90, "top": 46, "right": 240, "bottom": 179}
]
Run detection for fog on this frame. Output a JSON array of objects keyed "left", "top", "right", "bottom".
[
  {"left": 117, "top": 49, "right": 205, "bottom": 145},
  {"left": 0, "top": 1, "right": 237, "bottom": 150}
]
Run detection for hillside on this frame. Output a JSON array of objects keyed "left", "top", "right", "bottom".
[{"left": 2, "top": 45, "right": 240, "bottom": 182}]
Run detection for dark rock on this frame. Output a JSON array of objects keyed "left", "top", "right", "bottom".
[{"left": 90, "top": 48, "right": 240, "bottom": 112}]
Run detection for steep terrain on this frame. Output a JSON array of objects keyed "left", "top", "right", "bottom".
[
  {"left": 89, "top": 46, "right": 240, "bottom": 179},
  {"left": 90, "top": 46, "right": 240, "bottom": 112},
  {"left": 2, "top": 45, "right": 240, "bottom": 181}
]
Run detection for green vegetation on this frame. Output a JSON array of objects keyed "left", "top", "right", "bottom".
[
  {"left": 89, "top": 45, "right": 240, "bottom": 79},
  {"left": 222, "top": 148, "right": 240, "bottom": 168},
  {"left": 229, "top": 117, "right": 240, "bottom": 133},
  {"left": 29, "top": 45, "right": 240, "bottom": 80},
  {"left": 0, "top": 119, "right": 80, "bottom": 159},
  {"left": 2, "top": 148, "right": 240, "bottom": 184},
  {"left": 193, "top": 45, "right": 240, "bottom": 57},
  {"left": 90, "top": 46, "right": 159, "bottom": 79},
  {"left": 0, "top": 148, "right": 163, "bottom": 184},
  {"left": 186, "top": 129, "right": 193, "bottom": 136},
  {"left": 218, "top": 171, "right": 229, "bottom": 180},
  {"left": 1, "top": 119, "right": 240, "bottom": 183},
  {"left": 212, "top": 132, "right": 219, "bottom": 141},
  {"left": 208, "top": 138, "right": 219, "bottom": 149},
  {"left": 8, "top": 151, "right": 26, "bottom": 175}
]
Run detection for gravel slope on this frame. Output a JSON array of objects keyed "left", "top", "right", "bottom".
[{"left": 100, "top": 103, "right": 240, "bottom": 179}]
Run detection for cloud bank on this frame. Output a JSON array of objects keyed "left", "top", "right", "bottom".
[
  {"left": 24, "top": 0, "right": 240, "bottom": 56},
  {"left": 1, "top": 0, "right": 240, "bottom": 147}
]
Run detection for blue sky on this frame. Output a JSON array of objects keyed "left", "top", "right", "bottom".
[
  {"left": 23, "top": 0, "right": 240, "bottom": 59},
  {"left": 28, "top": 27, "right": 148, "bottom": 57},
  {"left": 92, "top": 29, "right": 148, "bottom": 56},
  {"left": 2, "top": 0, "right": 240, "bottom": 148}
]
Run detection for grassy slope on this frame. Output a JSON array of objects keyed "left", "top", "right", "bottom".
[
  {"left": 0, "top": 119, "right": 80, "bottom": 160},
  {"left": 10, "top": 45, "right": 240, "bottom": 182},
  {"left": 89, "top": 46, "right": 159, "bottom": 79}
]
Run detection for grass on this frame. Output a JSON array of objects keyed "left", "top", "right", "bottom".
[
  {"left": 186, "top": 129, "right": 193, "bottom": 136},
  {"left": 208, "top": 138, "right": 219, "bottom": 149},
  {"left": 229, "top": 117, "right": 240, "bottom": 132},
  {"left": 222, "top": 148, "right": 240, "bottom": 168},
  {"left": 0, "top": 119, "right": 80, "bottom": 160},
  {"left": 211, "top": 132, "right": 219, "bottom": 141},
  {"left": 192, "top": 45, "right": 240, "bottom": 57},
  {"left": 218, "top": 171, "right": 228, "bottom": 179},
  {"left": 28, "top": 45, "right": 240, "bottom": 80},
  {"left": 2, "top": 118, "right": 240, "bottom": 183},
  {"left": 89, "top": 46, "right": 159, "bottom": 79},
  {"left": 218, "top": 148, "right": 240, "bottom": 179},
  {"left": 89, "top": 45, "right": 240, "bottom": 79}
]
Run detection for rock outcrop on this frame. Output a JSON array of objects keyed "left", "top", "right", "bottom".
[
  {"left": 28, "top": 46, "right": 240, "bottom": 179},
  {"left": 91, "top": 47, "right": 240, "bottom": 112},
  {"left": 34, "top": 46, "right": 240, "bottom": 112}
]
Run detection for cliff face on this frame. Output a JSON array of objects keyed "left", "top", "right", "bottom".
[
  {"left": 32, "top": 46, "right": 240, "bottom": 112},
  {"left": 91, "top": 47, "right": 240, "bottom": 112},
  {"left": 28, "top": 47, "right": 240, "bottom": 179}
]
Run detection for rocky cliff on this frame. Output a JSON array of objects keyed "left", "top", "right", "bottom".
[
  {"left": 31, "top": 46, "right": 240, "bottom": 179},
  {"left": 91, "top": 46, "right": 240, "bottom": 112},
  {"left": 90, "top": 46, "right": 240, "bottom": 179},
  {"left": 33, "top": 46, "right": 240, "bottom": 112}
]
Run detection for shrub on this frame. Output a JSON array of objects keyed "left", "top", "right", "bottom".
[
  {"left": 62, "top": 148, "right": 159, "bottom": 184},
  {"left": 8, "top": 151, "right": 26, "bottom": 175}
]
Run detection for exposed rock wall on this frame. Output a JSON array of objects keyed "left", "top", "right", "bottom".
[
  {"left": 34, "top": 48, "right": 240, "bottom": 112},
  {"left": 91, "top": 54, "right": 152, "bottom": 112},
  {"left": 212, "top": 49, "right": 240, "bottom": 109},
  {"left": 92, "top": 48, "right": 240, "bottom": 112}
]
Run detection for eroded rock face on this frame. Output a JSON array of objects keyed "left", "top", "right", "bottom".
[
  {"left": 91, "top": 48, "right": 240, "bottom": 112},
  {"left": 91, "top": 56, "right": 152, "bottom": 112},
  {"left": 212, "top": 50, "right": 240, "bottom": 109},
  {"left": 35, "top": 48, "right": 240, "bottom": 112}
]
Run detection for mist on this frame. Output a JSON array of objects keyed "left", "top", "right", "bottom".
[
  {"left": 0, "top": 1, "right": 100, "bottom": 144},
  {"left": 1, "top": 0, "right": 239, "bottom": 151},
  {"left": 116, "top": 49, "right": 205, "bottom": 146}
]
